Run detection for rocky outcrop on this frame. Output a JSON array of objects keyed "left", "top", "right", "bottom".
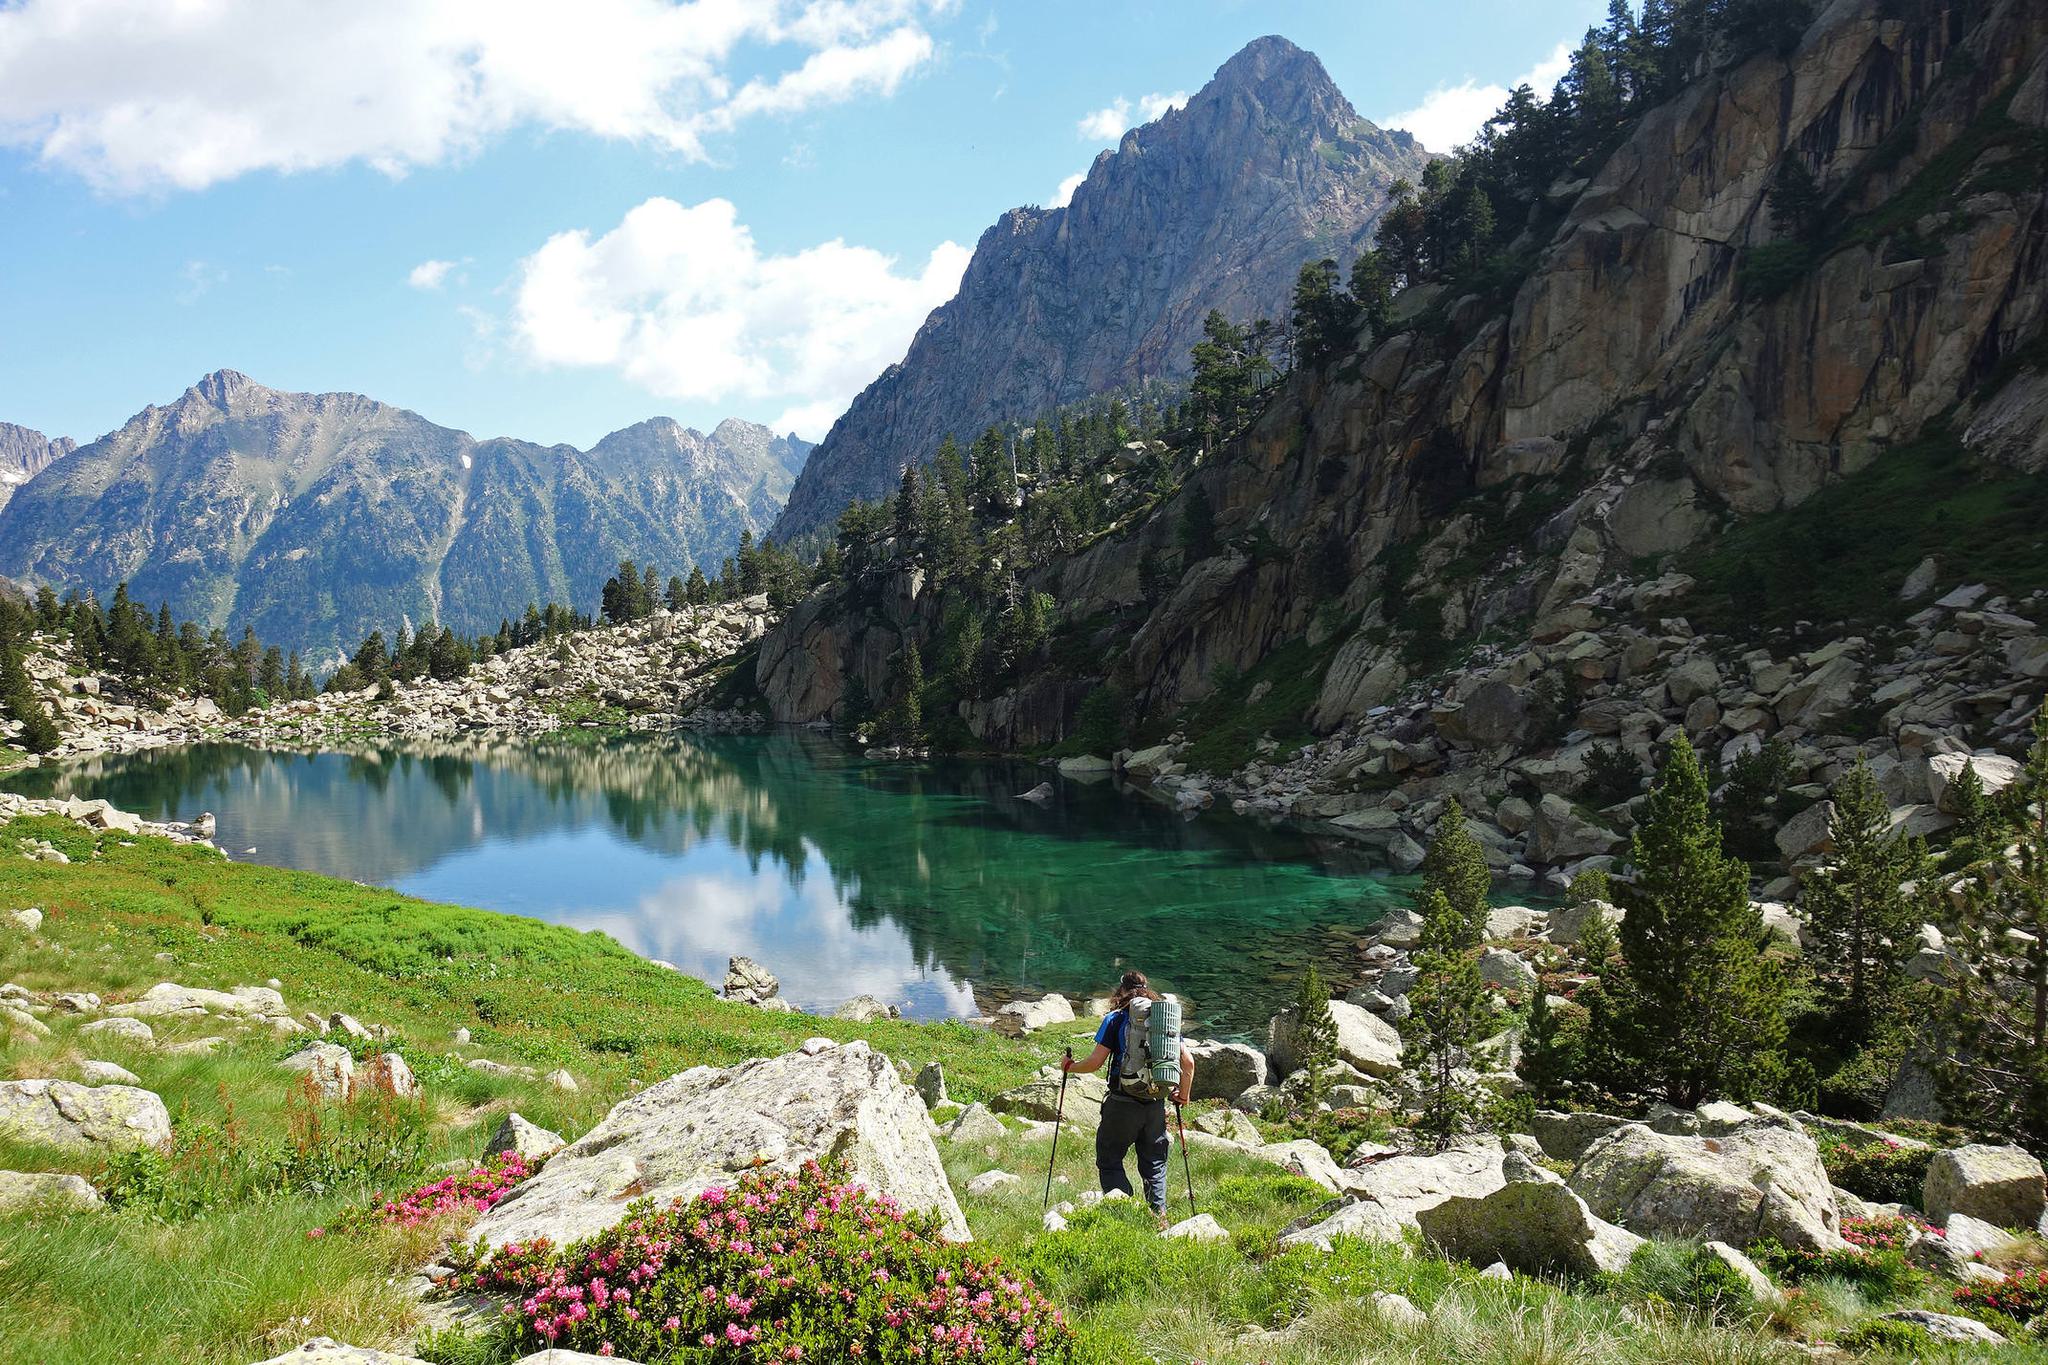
[
  {"left": 1570, "top": 1115, "right": 1846, "bottom": 1251},
  {"left": 467, "top": 1040, "right": 968, "bottom": 1251},
  {"left": 1267, "top": 996, "right": 1402, "bottom": 1077},
  {"left": 0, "top": 1079, "right": 172, "bottom": 1154},
  {"left": 0, "top": 371, "right": 810, "bottom": 661},
  {"left": 1922, "top": 1144, "right": 2047, "bottom": 1230},
  {"left": 722, "top": 955, "right": 781, "bottom": 1005},
  {"left": 1417, "top": 1155, "right": 1645, "bottom": 1278},
  {"left": 0, "top": 421, "right": 73, "bottom": 512},
  {"left": 770, "top": 36, "right": 1429, "bottom": 543}
]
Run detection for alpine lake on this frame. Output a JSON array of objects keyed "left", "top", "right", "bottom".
[{"left": 4, "top": 730, "right": 1430, "bottom": 1039}]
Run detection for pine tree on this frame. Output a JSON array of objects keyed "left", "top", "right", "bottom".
[
  {"left": 0, "top": 638, "right": 61, "bottom": 754},
  {"left": 684, "top": 566, "right": 712, "bottom": 606},
  {"left": 1938, "top": 709, "right": 2048, "bottom": 1154},
  {"left": 1419, "top": 797, "right": 1493, "bottom": 949},
  {"left": 1519, "top": 988, "right": 1579, "bottom": 1104},
  {"left": 1409, "top": 888, "right": 1490, "bottom": 1148},
  {"left": 666, "top": 575, "right": 687, "bottom": 612},
  {"left": 1947, "top": 760, "right": 1995, "bottom": 867},
  {"left": 1599, "top": 735, "right": 1788, "bottom": 1107},
  {"left": 1801, "top": 758, "right": 1929, "bottom": 1033},
  {"left": 885, "top": 645, "right": 925, "bottom": 746},
  {"left": 1291, "top": 962, "right": 1339, "bottom": 1110}
]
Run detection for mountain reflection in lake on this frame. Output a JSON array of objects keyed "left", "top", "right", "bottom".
[{"left": 5, "top": 731, "right": 1415, "bottom": 1037}]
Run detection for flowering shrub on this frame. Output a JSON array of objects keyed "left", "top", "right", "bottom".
[
  {"left": 320, "top": 1152, "right": 534, "bottom": 1236},
  {"left": 1954, "top": 1267, "right": 2048, "bottom": 1325},
  {"left": 1839, "top": 1215, "right": 1937, "bottom": 1254},
  {"left": 441, "top": 1159, "right": 1074, "bottom": 1363},
  {"left": 1817, "top": 1136, "right": 1932, "bottom": 1206},
  {"left": 1753, "top": 1227, "right": 1924, "bottom": 1301}
]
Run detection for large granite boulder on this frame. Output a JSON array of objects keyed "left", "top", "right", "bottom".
[
  {"left": 997, "top": 994, "right": 1074, "bottom": 1033},
  {"left": 1186, "top": 1040, "right": 1266, "bottom": 1101},
  {"left": 1268, "top": 997, "right": 1402, "bottom": 1077},
  {"left": 1417, "top": 1156, "right": 1645, "bottom": 1277},
  {"left": 1526, "top": 795, "right": 1620, "bottom": 865},
  {"left": 1337, "top": 1137, "right": 1508, "bottom": 1226},
  {"left": 467, "top": 1041, "right": 968, "bottom": 1251},
  {"left": 0, "top": 1079, "right": 172, "bottom": 1154},
  {"left": 1923, "top": 1144, "right": 2046, "bottom": 1230},
  {"left": 1570, "top": 1115, "right": 1845, "bottom": 1251},
  {"left": 1276, "top": 1197, "right": 1406, "bottom": 1249}
]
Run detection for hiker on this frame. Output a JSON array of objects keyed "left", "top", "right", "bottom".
[{"left": 1060, "top": 969, "right": 1195, "bottom": 1215}]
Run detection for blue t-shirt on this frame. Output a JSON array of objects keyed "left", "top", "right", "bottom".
[{"left": 1096, "top": 1008, "right": 1147, "bottom": 1102}]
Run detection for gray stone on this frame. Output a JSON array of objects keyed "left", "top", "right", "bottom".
[
  {"left": 1545, "top": 898, "right": 1622, "bottom": 946},
  {"left": 996, "top": 993, "right": 1074, "bottom": 1032},
  {"left": 1256, "top": 1138, "right": 1349, "bottom": 1193},
  {"left": 914, "top": 1061, "right": 948, "bottom": 1108},
  {"left": 724, "top": 957, "right": 779, "bottom": 1005},
  {"left": 1570, "top": 1116, "right": 1845, "bottom": 1251},
  {"left": 77, "top": 1060, "right": 141, "bottom": 1086},
  {"left": 1370, "top": 1291, "right": 1428, "bottom": 1328},
  {"left": 1336, "top": 1137, "right": 1508, "bottom": 1228},
  {"left": 990, "top": 1069, "right": 1106, "bottom": 1123},
  {"left": 0, "top": 1079, "right": 172, "bottom": 1154},
  {"left": 965, "top": 1169, "right": 1021, "bottom": 1197},
  {"left": 544, "top": 1068, "right": 579, "bottom": 1093},
  {"left": 1704, "top": 1240, "right": 1779, "bottom": 1303},
  {"left": 0, "top": 1169, "right": 103, "bottom": 1214},
  {"left": 1531, "top": 1109, "right": 1628, "bottom": 1163},
  {"left": 359, "top": 1052, "right": 418, "bottom": 1100},
  {"left": 5, "top": 907, "right": 42, "bottom": 934},
  {"left": 468, "top": 1041, "right": 968, "bottom": 1250},
  {"left": 1189, "top": 1107, "right": 1263, "bottom": 1146},
  {"left": 1478, "top": 948, "right": 1537, "bottom": 993},
  {"left": 1940, "top": 1212, "right": 2016, "bottom": 1260},
  {"left": 1526, "top": 794, "right": 1619, "bottom": 865},
  {"left": 1186, "top": 1040, "right": 1266, "bottom": 1101},
  {"left": 946, "top": 1102, "right": 1008, "bottom": 1144},
  {"left": 1268, "top": 996, "right": 1402, "bottom": 1077},
  {"left": 1924, "top": 1144, "right": 2046, "bottom": 1230},
  {"left": 106, "top": 981, "right": 284, "bottom": 1019},
  {"left": 833, "top": 994, "right": 896, "bottom": 1023},
  {"left": 1163, "top": 1212, "right": 1229, "bottom": 1241},
  {"left": 279, "top": 1041, "right": 354, "bottom": 1101},
  {"left": 1417, "top": 1165, "right": 1646, "bottom": 1277},
  {"left": 250, "top": 1342, "right": 435, "bottom": 1364},
  {"left": 1927, "top": 753, "right": 2021, "bottom": 811},
  {"left": 1277, "top": 1196, "right": 1407, "bottom": 1250},
  {"left": 485, "top": 1113, "right": 566, "bottom": 1162},
  {"left": 1878, "top": 1311, "right": 2005, "bottom": 1345}
]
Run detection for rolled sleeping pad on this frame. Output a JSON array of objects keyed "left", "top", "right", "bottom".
[{"left": 1148, "top": 995, "right": 1182, "bottom": 1089}]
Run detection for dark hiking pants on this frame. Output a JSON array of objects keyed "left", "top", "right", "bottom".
[{"left": 1096, "top": 1096, "right": 1169, "bottom": 1213}]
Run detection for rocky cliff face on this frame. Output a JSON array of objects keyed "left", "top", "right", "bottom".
[
  {"left": 770, "top": 35, "right": 1430, "bottom": 542},
  {"left": 758, "top": 0, "right": 2048, "bottom": 829},
  {"left": 0, "top": 422, "right": 74, "bottom": 512},
  {"left": 0, "top": 373, "right": 811, "bottom": 662}
]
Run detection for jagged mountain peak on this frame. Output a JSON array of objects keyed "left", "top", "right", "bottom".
[
  {"left": 771, "top": 38, "right": 1430, "bottom": 542},
  {"left": 184, "top": 368, "right": 268, "bottom": 410}
]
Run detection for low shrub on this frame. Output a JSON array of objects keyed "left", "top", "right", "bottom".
[
  {"left": 1753, "top": 1236, "right": 1924, "bottom": 1303},
  {"left": 1954, "top": 1266, "right": 2048, "bottom": 1325},
  {"left": 437, "top": 1159, "right": 1074, "bottom": 1363},
  {"left": 1833, "top": 1317, "right": 1931, "bottom": 1355},
  {"left": 1820, "top": 1139, "right": 1933, "bottom": 1207},
  {"left": 323, "top": 1152, "right": 535, "bottom": 1236},
  {"left": 1291, "top": 1106, "right": 1398, "bottom": 1164},
  {"left": 1611, "top": 1241, "right": 1762, "bottom": 1325}
]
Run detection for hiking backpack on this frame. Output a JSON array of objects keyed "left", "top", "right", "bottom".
[{"left": 1114, "top": 995, "right": 1183, "bottom": 1101}]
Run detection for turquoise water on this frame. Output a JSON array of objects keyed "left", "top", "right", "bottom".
[{"left": 5, "top": 732, "right": 1420, "bottom": 1037}]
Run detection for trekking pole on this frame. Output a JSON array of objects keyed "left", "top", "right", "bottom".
[
  {"left": 1172, "top": 1097, "right": 1197, "bottom": 1217},
  {"left": 1042, "top": 1046, "right": 1072, "bottom": 1211}
]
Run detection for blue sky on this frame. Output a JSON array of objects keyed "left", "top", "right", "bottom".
[{"left": 0, "top": 1, "right": 1605, "bottom": 452}]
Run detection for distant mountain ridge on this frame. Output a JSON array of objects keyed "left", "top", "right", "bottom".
[
  {"left": 771, "top": 34, "right": 1431, "bottom": 542},
  {"left": 0, "top": 372, "right": 811, "bottom": 662},
  {"left": 0, "top": 422, "right": 75, "bottom": 511}
]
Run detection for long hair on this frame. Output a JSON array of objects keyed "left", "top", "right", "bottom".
[{"left": 1108, "top": 970, "right": 1160, "bottom": 1012}]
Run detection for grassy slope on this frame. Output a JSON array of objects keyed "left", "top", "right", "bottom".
[{"left": 0, "top": 817, "right": 2041, "bottom": 1364}]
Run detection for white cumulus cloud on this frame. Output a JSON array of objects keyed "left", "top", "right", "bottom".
[
  {"left": 0, "top": 0, "right": 951, "bottom": 193},
  {"left": 407, "top": 258, "right": 463, "bottom": 291},
  {"left": 1075, "top": 90, "right": 1186, "bottom": 142},
  {"left": 1050, "top": 169, "right": 1088, "bottom": 208},
  {"left": 1378, "top": 41, "right": 1574, "bottom": 155},
  {"left": 513, "top": 195, "right": 968, "bottom": 439}
]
